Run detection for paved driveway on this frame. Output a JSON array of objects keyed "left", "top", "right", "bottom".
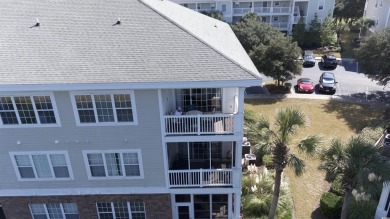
[{"left": 246, "top": 58, "right": 390, "bottom": 104}]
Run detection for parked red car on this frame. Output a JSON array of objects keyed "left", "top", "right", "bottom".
[{"left": 297, "top": 78, "right": 314, "bottom": 93}]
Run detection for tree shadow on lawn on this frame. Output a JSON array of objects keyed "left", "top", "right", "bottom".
[
  {"left": 322, "top": 97, "right": 387, "bottom": 132},
  {"left": 311, "top": 207, "right": 330, "bottom": 219},
  {"left": 245, "top": 97, "right": 285, "bottom": 105}
]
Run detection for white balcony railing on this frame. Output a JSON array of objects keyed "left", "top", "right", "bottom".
[
  {"left": 272, "top": 7, "right": 291, "bottom": 13},
  {"left": 233, "top": 7, "right": 251, "bottom": 14},
  {"left": 164, "top": 114, "right": 234, "bottom": 135},
  {"left": 168, "top": 169, "right": 233, "bottom": 187},
  {"left": 270, "top": 22, "right": 289, "bottom": 28},
  {"left": 253, "top": 7, "right": 271, "bottom": 13}
]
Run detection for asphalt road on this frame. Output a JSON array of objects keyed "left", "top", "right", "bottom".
[{"left": 255, "top": 59, "right": 390, "bottom": 103}]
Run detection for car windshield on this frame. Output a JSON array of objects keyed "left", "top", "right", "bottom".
[
  {"left": 304, "top": 55, "right": 313, "bottom": 59},
  {"left": 301, "top": 79, "right": 311, "bottom": 84},
  {"left": 323, "top": 77, "right": 334, "bottom": 83},
  {"left": 327, "top": 56, "right": 336, "bottom": 60}
]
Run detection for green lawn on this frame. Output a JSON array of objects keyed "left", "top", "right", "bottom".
[{"left": 245, "top": 98, "right": 386, "bottom": 219}]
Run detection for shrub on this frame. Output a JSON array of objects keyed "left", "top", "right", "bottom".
[
  {"left": 348, "top": 199, "right": 378, "bottom": 219},
  {"left": 262, "top": 154, "right": 274, "bottom": 169},
  {"left": 320, "top": 192, "right": 343, "bottom": 219},
  {"left": 330, "top": 175, "right": 345, "bottom": 196}
]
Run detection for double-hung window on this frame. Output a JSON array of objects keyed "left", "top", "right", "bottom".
[
  {"left": 71, "top": 91, "right": 137, "bottom": 126},
  {"left": 318, "top": 1, "right": 324, "bottom": 10},
  {"left": 29, "top": 203, "right": 79, "bottom": 219},
  {"left": 0, "top": 94, "right": 60, "bottom": 127},
  {"left": 96, "top": 202, "right": 146, "bottom": 219},
  {"left": 10, "top": 151, "right": 73, "bottom": 181},
  {"left": 83, "top": 150, "right": 144, "bottom": 179}
]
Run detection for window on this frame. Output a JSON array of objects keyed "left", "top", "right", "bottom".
[
  {"left": 375, "top": 0, "right": 378, "bottom": 7},
  {"left": 318, "top": 1, "right": 324, "bottom": 10},
  {"left": 0, "top": 94, "right": 59, "bottom": 127},
  {"left": 96, "top": 202, "right": 146, "bottom": 219},
  {"left": 175, "top": 88, "right": 222, "bottom": 112},
  {"left": 221, "top": 4, "right": 227, "bottom": 13},
  {"left": 274, "top": 1, "right": 279, "bottom": 6},
  {"left": 71, "top": 91, "right": 137, "bottom": 125},
  {"left": 30, "top": 203, "right": 79, "bottom": 219},
  {"left": 273, "top": 16, "right": 279, "bottom": 22},
  {"left": 83, "top": 150, "right": 143, "bottom": 179},
  {"left": 10, "top": 151, "right": 73, "bottom": 181}
]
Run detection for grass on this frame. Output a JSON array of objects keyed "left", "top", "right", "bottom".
[{"left": 244, "top": 98, "right": 386, "bottom": 219}]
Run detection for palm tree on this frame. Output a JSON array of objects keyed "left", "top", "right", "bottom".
[
  {"left": 246, "top": 107, "right": 321, "bottom": 219},
  {"left": 319, "top": 137, "right": 390, "bottom": 219}
]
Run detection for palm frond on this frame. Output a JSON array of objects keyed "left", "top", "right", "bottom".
[
  {"left": 297, "top": 135, "right": 322, "bottom": 156},
  {"left": 275, "top": 107, "right": 306, "bottom": 143},
  {"left": 288, "top": 153, "right": 306, "bottom": 176}
]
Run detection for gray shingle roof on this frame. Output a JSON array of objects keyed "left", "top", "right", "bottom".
[{"left": 0, "top": 0, "right": 261, "bottom": 88}]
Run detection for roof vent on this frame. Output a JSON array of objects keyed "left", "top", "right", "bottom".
[
  {"left": 30, "top": 18, "right": 40, "bottom": 28},
  {"left": 112, "top": 17, "right": 121, "bottom": 26}
]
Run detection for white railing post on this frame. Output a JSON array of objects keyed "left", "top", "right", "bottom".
[{"left": 200, "top": 169, "right": 203, "bottom": 187}]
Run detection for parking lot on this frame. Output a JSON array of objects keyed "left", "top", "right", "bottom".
[{"left": 251, "top": 59, "right": 390, "bottom": 103}]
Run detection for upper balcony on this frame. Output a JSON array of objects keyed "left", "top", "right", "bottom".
[
  {"left": 161, "top": 88, "right": 241, "bottom": 137},
  {"left": 233, "top": 1, "right": 293, "bottom": 16}
]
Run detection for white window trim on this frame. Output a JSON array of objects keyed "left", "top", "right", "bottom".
[
  {"left": 70, "top": 90, "right": 138, "bottom": 126},
  {"left": 318, "top": 0, "right": 324, "bottom": 10},
  {"left": 9, "top": 151, "right": 74, "bottom": 181},
  {"left": 29, "top": 203, "right": 79, "bottom": 219},
  {"left": 83, "top": 149, "right": 144, "bottom": 180},
  {"left": 0, "top": 92, "right": 61, "bottom": 128},
  {"left": 96, "top": 202, "right": 146, "bottom": 219}
]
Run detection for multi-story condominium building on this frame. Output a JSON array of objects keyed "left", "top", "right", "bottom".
[
  {"left": 363, "top": 0, "right": 390, "bottom": 33},
  {"left": 0, "top": 0, "right": 261, "bottom": 218},
  {"left": 171, "top": 0, "right": 335, "bottom": 34}
]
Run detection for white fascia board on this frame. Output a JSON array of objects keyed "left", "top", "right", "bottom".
[{"left": 0, "top": 79, "right": 262, "bottom": 92}]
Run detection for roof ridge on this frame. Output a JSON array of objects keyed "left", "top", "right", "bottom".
[{"left": 138, "top": 0, "right": 260, "bottom": 80}]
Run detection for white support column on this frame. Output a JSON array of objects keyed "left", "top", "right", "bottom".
[{"left": 233, "top": 191, "right": 241, "bottom": 218}]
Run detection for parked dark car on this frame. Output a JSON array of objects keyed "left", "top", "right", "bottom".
[
  {"left": 319, "top": 72, "right": 337, "bottom": 94},
  {"left": 321, "top": 54, "right": 338, "bottom": 68},
  {"left": 303, "top": 50, "right": 316, "bottom": 67}
]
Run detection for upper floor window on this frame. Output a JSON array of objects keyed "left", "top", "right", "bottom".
[
  {"left": 375, "top": 0, "right": 378, "bottom": 7},
  {"left": 0, "top": 94, "right": 60, "bottom": 127},
  {"left": 83, "top": 149, "right": 144, "bottom": 179},
  {"left": 221, "top": 4, "right": 227, "bottom": 13},
  {"left": 318, "top": 1, "right": 324, "bottom": 10},
  {"left": 70, "top": 91, "right": 137, "bottom": 126},
  {"left": 29, "top": 203, "right": 79, "bottom": 219},
  {"left": 10, "top": 151, "right": 73, "bottom": 181},
  {"left": 175, "top": 88, "right": 221, "bottom": 113},
  {"left": 96, "top": 202, "right": 146, "bottom": 219}
]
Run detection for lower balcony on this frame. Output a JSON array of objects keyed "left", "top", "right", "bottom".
[
  {"left": 169, "top": 169, "right": 233, "bottom": 188},
  {"left": 167, "top": 142, "right": 236, "bottom": 188}
]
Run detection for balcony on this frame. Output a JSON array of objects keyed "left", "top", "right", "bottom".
[
  {"left": 164, "top": 113, "right": 235, "bottom": 136},
  {"left": 270, "top": 22, "right": 289, "bottom": 28},
  {"left": 169, "top": 169, "right": 233, "bottom": 187},
  {"left": 233, "top": 7, "right": 252, "bottom": 14},
  {"left": 167, "top": 142, "right": 236, "bottom": 188}
]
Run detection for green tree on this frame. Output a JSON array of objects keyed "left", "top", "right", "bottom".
[
  {"left": 292, "top": 17, "right": 306, "bottom": 47},
  {"left": 319, "top": 137, "right": 390, "bottom": 219},
  {"left": 305, "top": 13, "right": 322, "bottom": 47},
  {"left": 231, "top": 13, "right": 303, "bottom": 86},
  {"left": 334, "top": 0, "right": 366, "bottom": 24},
  {"left": 320, "top": 14, "right": 337, "bottom": 46},
  {"left": 333, "top": 20, "right": 350, "bottom": 40},
  {"left": 355, "top": 28, "right": 390, "bottom": 86},
  {"left": 246, "top": 107, "right": 321, "bottom": 219},
  {"left": 199, "top": 10, "right": 223, "bottom": 21}
]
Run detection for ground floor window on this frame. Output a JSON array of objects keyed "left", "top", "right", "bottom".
[
  {"left": 29, "top": 203, "right": 79, "bottom": 219},
  {"left": 96, "top": 202, "right": 146, "bottom": 219},
  {"left": 175, "top": 194, "right": 228, "bottom": 219}
]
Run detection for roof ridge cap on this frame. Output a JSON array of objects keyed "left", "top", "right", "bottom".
[{"left": 138, "top": 0, "right": 260, "bottom": 79}]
